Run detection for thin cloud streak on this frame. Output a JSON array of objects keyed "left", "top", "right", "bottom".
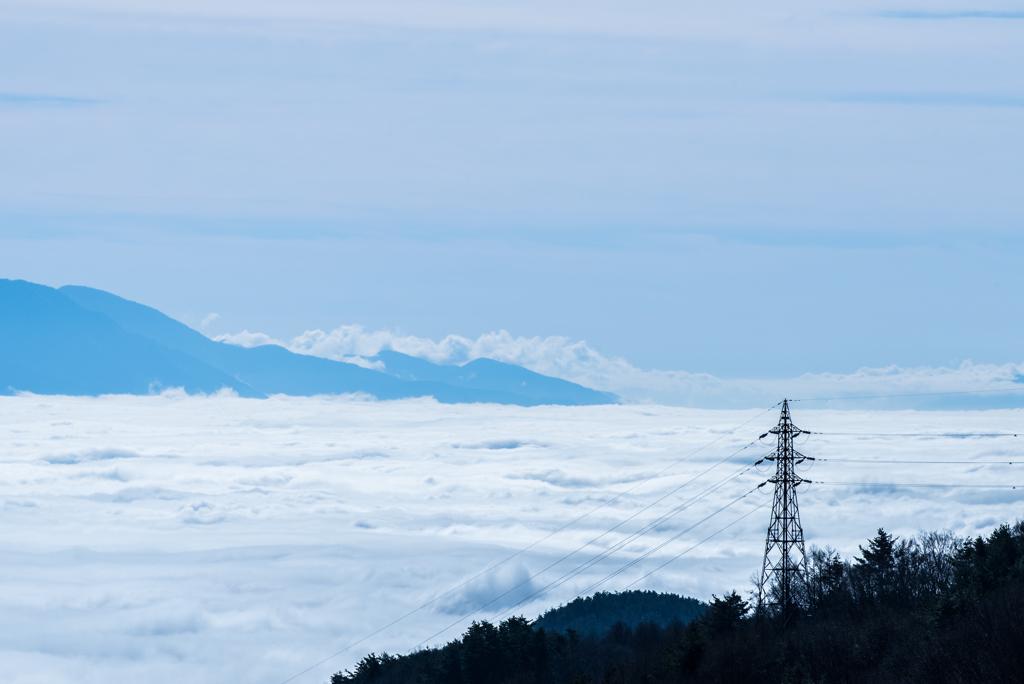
[
  {"left": 879, "top": 11, "right": 1024, "bottom": 20},
  {"left": 0, "top": 0, "right": 827, "bottom": 41},
  {"left": 830, "top": 92, "right": 1024, "bottom": 107},
  {"left": 10, "top": 0, "right": 1024, "bottom": 48},
  {"left": 0, "top": 92, "right": 99, "bottom": 106}
]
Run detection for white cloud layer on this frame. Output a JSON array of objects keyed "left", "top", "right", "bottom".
[
  {"left": 1, "top": 394, "right": 1021, "bottom": 683},
  {"left": 215, "top": 326, "right": 1024, "bottom": 407}
]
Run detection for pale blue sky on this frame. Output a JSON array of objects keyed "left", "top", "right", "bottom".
[{"left": 1, "top": 0, "right": 1022, "bottom": 379}]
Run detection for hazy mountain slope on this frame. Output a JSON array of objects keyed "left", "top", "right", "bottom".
[
  {"left": 60, "top": 285, "right": 484, "bottom": 401},
  {"left": 60, "top": 285, "right": 604, "bottom": 405},
  {"left": 373, "top": 349, "right": 617, "bottom": 406},
  {"left": 0, "top": 280, "right": 263, "bottom": 397}
]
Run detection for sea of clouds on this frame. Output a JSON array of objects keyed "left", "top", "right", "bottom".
[
  {"left": 216, "top": 326, "right": 1024, "bottom": 408},
  {"left": 1, "top": 394, "right": 1021, "bottom": 683}
]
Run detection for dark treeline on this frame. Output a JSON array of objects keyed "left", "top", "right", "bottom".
[{"left": 333, "top": 520, "right": 1024, "bottom": 684}]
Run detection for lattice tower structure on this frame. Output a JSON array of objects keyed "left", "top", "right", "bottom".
[{"left": 758, "top": 399, "right": 812, "bottom": 628}]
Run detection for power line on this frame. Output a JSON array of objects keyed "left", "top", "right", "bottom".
[
  {"left": 811, "top": 432, "right": 1019, "bottom": 438},
  {"left": 491, "top": 421, "right": 1019, "bottom": 626},
  {"left": 276, "top": 398, "right": 1020, "bottom": 683},
  {"left": 410, "top": 448, "right": 767, "bottom": 650},
  {"left": 623, "top": 500, "right": 769, "bottom": 591},
  {"left": 490, "top": 466, "right": 759, "bottom": 622},
  {"left": 491, "top": 491, "right": 766, "bottom": 628},
  {"left": 575, "top": 488, "right": 761, "bottom": 600},
  {"left": 438, "top": 443, "right": 1022, "bottom": 646},
  {"left": 793, "top": 387, "right": 1024, "bottom": 402},
  {"left": 275, "top": 404, "right": 781, "bottom": 684},
  {"left": 488, "top": 461, "right": 764, "bottom": 625},
  {"left": 811, "top": 479, "right": 1019, "bottom": 489},
  {"left": 816, "top": 458, "right": 1019, "bottom": 465}
]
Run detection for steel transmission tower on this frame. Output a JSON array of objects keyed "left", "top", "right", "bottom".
[{"left": 758, "top": 399, "right": 813, "bottom": 628}]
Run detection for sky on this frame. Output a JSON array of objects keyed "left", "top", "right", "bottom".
[
  {"left": 0, "top": 0, "right": 1022, "bottom": 390},
  {"left": 1, "top": 394, "right": 1022, "bottom": 683}
]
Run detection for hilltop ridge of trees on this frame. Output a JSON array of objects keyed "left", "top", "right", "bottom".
[
  {"left": 533, "top": 590, "right": 705, "bottom": 637},
  {"left": 334, "top": 519, "right": 1024, "bottom": 684}
]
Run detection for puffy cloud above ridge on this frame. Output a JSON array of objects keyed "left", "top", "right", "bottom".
[{"left": 214, "top": 326, "right": 1024, "bottom": 407}]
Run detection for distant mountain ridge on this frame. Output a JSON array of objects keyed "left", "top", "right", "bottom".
[
  {"left": 0, "top": 279, "right": 617, "bottom": 406},
  {"left": 371, "top": 350, "right": 617, "bottom": 406}
]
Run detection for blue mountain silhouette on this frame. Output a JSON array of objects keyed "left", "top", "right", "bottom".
[
  {"left": 0, "top": 280, "right": 617, "bottom": 405},
  {"left": 371, "top": 350, "right": 617, "bottom": 406},
  {"left": 0, "top": 280, "right": 262, "bottom": 397}
]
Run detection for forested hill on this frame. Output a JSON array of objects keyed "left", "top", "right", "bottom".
[
  {"left": 334, "top": 519, "right": 1024, "bottom": 684},
  {"left": 533, "top": 590, "right": 705, "bottom": 637}
]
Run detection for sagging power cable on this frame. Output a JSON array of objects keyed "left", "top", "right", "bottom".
[
  {"left": 622, "top": 500, "right": 770, "bottom": 591},
  {"left": 816, "top": 458, "right": 1019, "bottom": 465},
  {"left": 488, "top": 459, "right": 765, "bottom": 625},
  {"left": 411, "top": 445, "right": 768, "bottom": 650},
  {"left": 812, "top": 481, "right": 1023, "bottom": 489}
]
